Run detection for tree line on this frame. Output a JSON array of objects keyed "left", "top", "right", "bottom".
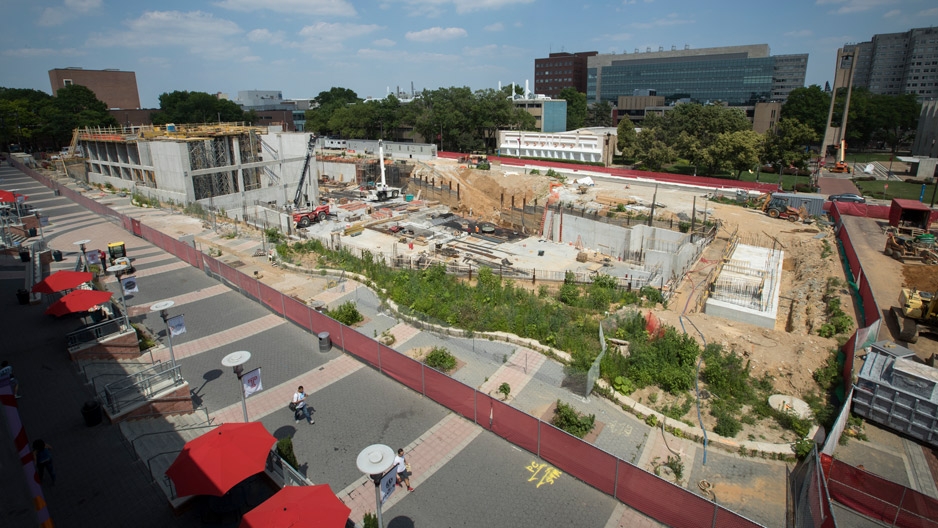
[{"left": 0, "top": 86, "right": 118, "bottom": 152}]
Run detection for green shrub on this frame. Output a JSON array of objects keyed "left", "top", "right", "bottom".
[
  {"left": 424, "top": 347, "right": 457, "bottom": 373},
  {"left": 325, "top": 301, "right": 363, "bottom": 326},
  {"left": 265, "top": 228, "right": 283, "bottom": 243},
  {"left": 277, "top": 436, "right": 299, "bottom": 469},
  {"left": 639, "top": 286, "right": 665, "bottom": 306},
  {"left": 497, "top": 382, "right": 511, "bottom": 400},
  {"left": 552, "top": 400, "right": 595, "bottom": 438},
  {"left": 645, "top": 414, "right": 659, "bottom": 427},
  {"left": 363, "top": 512, "right": 378, "bottom": 528},
  {"left": 792, "top": 438, "right": 815, "bottom": 459},
  {"left": 702, "top": 345, "right": 754, "bottom": 402},
  {"left": 612, "top": 376, "right": 635, "bottom": 395}
]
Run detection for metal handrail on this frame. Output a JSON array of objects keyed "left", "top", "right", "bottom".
[
  {"left": 104, "top": 361, "right": 173, "bottom": 392},
  {"left": 66, "top": 318, "right": 125, "bottom": 348},
  {"left": 103, "top": 364, "right": 183, "bottom": 414},
  {"left": 132, "top": 424, "right": 217, "bottom": 461}
]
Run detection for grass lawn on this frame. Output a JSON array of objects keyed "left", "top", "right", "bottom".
[
  {"left": 661, "top": 162, "right": 813, "bottom": 191},
  {"left": 854, "top": 179, "right": 938, "bottom": 202},
  {"left": 844, "top": 152, "right": 896, "bottom": 164}
]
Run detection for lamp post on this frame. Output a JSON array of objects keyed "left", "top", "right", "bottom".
[
  {"left": 776, "top": 160, "right": 783, "bottom": 191},
  {"left": 221, "top": 350, "right": 252, "bottom": 422},
  {"left": 356, "top": 444, "right": 396, "bottom": 528},
  {"left": 33, "top": 211, "right": 45, "bottom": 244},
  {"left": 106, "top": 263, "right": 131, "bottom": 329},
  {"left": 150, "top": 300, "right": 178, "bottom": 369},
  {"left": 73, "top": 239, "right": 91, "bottom": 269}
]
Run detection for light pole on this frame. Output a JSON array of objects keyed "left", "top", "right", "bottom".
[
  {"left": 150, "top": 300, "right": 178, "bottom": 369},
  {"left": 356, "top": 444, "right": 396, "bottom": 528},
  {"left": 106, "top": 263, "right": 131, "bottom": 329},
  {"left": 221, "top": 350, "right": 251, "bottom": 422},
  {"left": 73, "top": 239, "right": 91, "bottom": 269}
]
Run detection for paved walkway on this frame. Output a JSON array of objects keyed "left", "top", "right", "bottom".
[{"left": 0, "top": 163, "right": 832, "bottom": 526}]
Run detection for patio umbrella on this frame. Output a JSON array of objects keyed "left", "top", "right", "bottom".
[
  {"left": 166, "top": 422, "right": 276, "bottom": 498},
  {"left": 31, "top": 270, "right": 94, "bottom": 294},
  {"left": 0, "top": 189, "right": 26, "bottom": 203},
  {"left": 44, "top": 289, "right": 113, "bottom": 317},
  {"left": 240, "top": 485, "right": 351, "bottom": 528}
]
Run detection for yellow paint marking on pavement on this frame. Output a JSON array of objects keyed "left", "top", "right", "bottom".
[{"left": 525, "top": 460, "right": 562, "bottom": 488}]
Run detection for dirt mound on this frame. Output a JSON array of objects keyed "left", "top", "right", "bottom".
[{"left": 902, "top": 263, "right": 938, "bottom": 291}]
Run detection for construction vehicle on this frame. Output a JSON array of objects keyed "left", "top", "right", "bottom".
[
  {"left": 758, "top": 194, "right": 807, "bottom": 222},
  {"left": 884, "top": 229, "right": 938, "bottom": 264},
  {"left": 291, "top": 135, "right": 331, "bottom": 228},
  {"left": 894, "top": 288, "right": 938, "bottom": 343},
  {"left": 828, "top": 140, "right": 851, "bottom": 173},
  {"left": 366, "top": 140, "right": 402, "bottom": 202}
]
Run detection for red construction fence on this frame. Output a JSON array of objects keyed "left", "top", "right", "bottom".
[{"left": 17, "top": 162, "right": 763, "bottom": 528}]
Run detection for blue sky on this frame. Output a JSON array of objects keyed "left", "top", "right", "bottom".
[{"left": 2, "top": 0, "right": 937, "bottom": 108}]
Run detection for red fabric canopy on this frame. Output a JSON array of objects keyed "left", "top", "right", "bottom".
[
  {"left": 166, "top": 423, "right": 276, "bottom": 498},
  {"left": 44, "top": 289, "right": 113, "bottom": 317},
  {"left": 240, "top": 485, "right": 351, "bottom": 528},
  {"left": 0, "top": 189, "right": 27, "bottom": 203},
  {"left": 31, "top": 271, "right": 93, "bottom": 294}
]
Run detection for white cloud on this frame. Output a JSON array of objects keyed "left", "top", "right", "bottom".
[
  {"left": 463, "top": 44, "right": 498, "bottom": 57},
  {"left": 483, "top": 22, "right": 504, "bottom": 32},
  {"left": 784, "top": 29, "right": 813, "bottom": 38},
  {"left": 451, "top": 0, "right": 533, "bottom": 13},
  {"left": 3, "top": 47, "right": 84, "bottom": 58},
  {"left": 37, "top": 8, "right": 67, "bottom": 27},
  {"left": 630, "top": 13, "right": 693, "bottom": 29},
  {"left": 295, "top": 22, "right": 381, "bottom": 53},
  {"left": 248, "top": 29, "right": 286, "bottom": 44},
  {"left": 373, "top": 38, "right": 397, "bottom": 47},
  {"left": 883, "top": 9, "right": 900, "bottom": 17},
  {"left": 916, "top": 7, "right": 938, "bottom": 16},
  {"left": 65, "top": 0, "right": 102, "bottom": 11},
  {"left": 815, "top": 0, "right": 898, "bottom": 15},
  {"left": 405, "top": 27, "right": 467, "bottom": 42},
  {"left": 86, "top": 11, "right": 249, "bottom": 61},
  {"left": 597, "top": 32, "right": 633, "bottom": 42},
  {"left": 357, "top": 47, "right": 458, "bottom": 63},
  {"left": 138, "top": 56, "right": 172, "bottom": 68},
  {"left": 391, "top": 0, "right": 533, "bottom": 16},
  {"left": 214, "top": 0, "right": 356, "bottom": 16}
]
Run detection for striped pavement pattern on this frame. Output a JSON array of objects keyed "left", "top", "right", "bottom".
[{"left": 149, "top": 313, "right": 286, "bottom": 363}]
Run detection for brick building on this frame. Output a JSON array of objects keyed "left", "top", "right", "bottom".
[{"left": 48, "top": 67, "right": 141, "bottom": 110}]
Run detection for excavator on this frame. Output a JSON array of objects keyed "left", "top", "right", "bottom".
[
  {"left": 366, "top": 140, "right": 402, "bottom": 202},
  {"left": 894, "top": 287, "right": 938, "bottom": 343},
  {"left": 828, "top": 140, "right": 851, "bottom": 174},
  {"left": 756, "top": 194, "right": 809, "bottom": 222}
]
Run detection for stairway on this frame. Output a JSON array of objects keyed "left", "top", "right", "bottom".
[{"left": 119, "top": 411, "right": 215, "bottom": 502}]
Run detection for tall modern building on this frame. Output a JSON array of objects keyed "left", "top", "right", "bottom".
[
  {"left": 48, "top": 67, "right": 141, "bottom": 110},
  {"left": 843, "top": 27, "right": 938, "bottom": 99},
  {"left": 586, "top": 44, "right": 807, "bottom": 106},
  {"left": 534, "top": 51, "right": 598, "bottom": 98}
]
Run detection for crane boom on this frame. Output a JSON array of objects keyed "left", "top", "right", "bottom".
[{"left": 293, "top": 135, "right": 316, "bottom": 209}]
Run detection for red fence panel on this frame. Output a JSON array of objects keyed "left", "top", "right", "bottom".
[
  {"left": 218, "top": 262, "right": 241, "bottom": 290},
  {"left": 341, "top": 325, "right": 379, "bottom": 366},
  {"left": 714, "top": 506, "right": 765, "bottom": 528},
  {"left": 184, "top": 244, "right": 203, "bottom": 270},
  {"left": 538, "top": 423, "right": 617, "bottom": 495},
  {"left": 378, "top": 345, "right": 422, "bottom": 393},
  {"left": 839, "top": 227, "right": 861, "bottom": 278},
  {"left": 311, "top": 312, "right": 346, "bottom": 349},
  {"left": 257, "top": 282, "right": 284, "bottom": 315},
  {"left": 898, "top": 489, "right": 938, "bottom": 528},
  {"left": 202, "top": 254, "right": 221, "bottom": 277},
  {"left": 489, "top": 398, "right": 539, "bottom": 455},
  {"left": 283, "top": 296, "right": 312, "bottom": 331},
  {"left": 614, "top": 461, "right": 719, "bottom": 528},
  {"left": 827, "top": 480, "right": 898, "bottom": 522},
  {"left": 423, "top": 369, "right": 476, "bottom": 421},
  {"left": 238, "top": 273, "right": 261, "bottom": 302}
]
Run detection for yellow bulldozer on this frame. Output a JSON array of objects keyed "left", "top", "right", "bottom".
[{"left": 894, "top": 288, "right": 938, "bottom": 343}]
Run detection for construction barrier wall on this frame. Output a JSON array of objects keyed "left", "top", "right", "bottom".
[{"left": 18, "top": 161, "right": 764, "bottom": 528}]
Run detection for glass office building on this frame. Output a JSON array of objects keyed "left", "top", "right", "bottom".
[{"left": 587, "top": 45, "right": 807, "bottom": 106}]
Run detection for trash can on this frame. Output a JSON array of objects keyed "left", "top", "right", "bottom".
[
  {"left": 16, "top": 289, "right": 29, "bottom": 305},
  {"left": 317, "top": 332, "right": 332, "bottom": 353},
  {"left": 53, "top": 189, "right": 60, "bottom": 196},
  {"left": 18, "top": 250, "right": 30, "bottom": 262},
  {"left": 81, "top": 400, "right": 102, "bottom": 427},
  {"left": 52, "top": 249, "right": 63, "bottom": 262},
  {"left": 28, "top": 228, "right": 37, "bottom": 237}
]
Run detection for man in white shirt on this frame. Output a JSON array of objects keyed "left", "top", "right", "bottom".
[
  {"left": 393, "top": 448, "right": 413, "bottom": 492},
  {"left": 292, "top": 385, "right": 314, "bottom": 424}
]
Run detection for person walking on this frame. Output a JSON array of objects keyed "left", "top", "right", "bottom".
[
  {"left": 32, "top": 439, "right": 55, "bottom": 485},
  {"left": 292, "top": 385, "right": 314, "bottom": 424},
  {"left": 0, "top": 361, "right": 21, "bottom": 398},
  {"left": 394, "top": 448, "right": 414, "bottom": 492}
]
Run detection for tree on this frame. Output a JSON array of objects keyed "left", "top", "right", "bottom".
[
  {"left": 763, "top": 117, "right": 817, "bottom": 170},
  {"left": 616, "top": 119, "right": 638, "bottom": 160},
  {"left": 42, "top": 85, "right": 117, "bottom": 146},
  {"left": 305, "top": 87, "right": 360, "bottom": 136},
  {"left": 662, "top": 103, "right": 751, "bottom": 174},
  {"left": 585, "top": 101, "right": 614, "bottom": 127},
  {"left": 634, "top": 126, "right": 676, "bottom": 171},
  {"left": 870, "top": 93, "right": 920, "bottom": 152},
  {"left": 781, "top": 85, "right": 829, "bottom": 138},
  {"left": 150, "top": 91, "right": 245, "bottom": 125},
  {"left": 558, "top": 88, "right": 587, "bottom": 130},
  {"left": 707, "top": 130, "right": 764, "bottom": 178}
]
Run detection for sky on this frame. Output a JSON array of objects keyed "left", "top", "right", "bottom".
[{"left": 2, "top": 0, "right": 938, "bottom": 109}]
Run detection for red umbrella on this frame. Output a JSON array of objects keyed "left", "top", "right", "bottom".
[
  {"left": 0, "top": 189, "right": 27, "bottom": 203},
  {"left": 240, "top": 485, "right": 351, "bottom": 528},
  {"left": 31, "top": 270, "right": 94, "bottom": 294},
  {"left": 44, "top": 289, "right": 113, "bottom": 317},
  {"left": 166, "top": 423, "right": 276, "bottom": 498}
]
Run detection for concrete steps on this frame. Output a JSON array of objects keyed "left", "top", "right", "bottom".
[
  {"left": 80, "top": 357, "right": 162, "bottom": 396},
  {"left": 119, "top": 411, "right": 215, "bottom": 502}
]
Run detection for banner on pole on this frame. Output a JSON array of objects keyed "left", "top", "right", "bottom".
[
  {"left": 85, "top": 250, "right": 100, "bottom": 265},
  {"left": 168, "top": 314, "right": 186, "bottom": 336},
  {"left": 242, "top": 367, "right": 262, "bottom": 397},
  {"left": 121, "top": 276, "right": 139, "bottom": 294}
]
